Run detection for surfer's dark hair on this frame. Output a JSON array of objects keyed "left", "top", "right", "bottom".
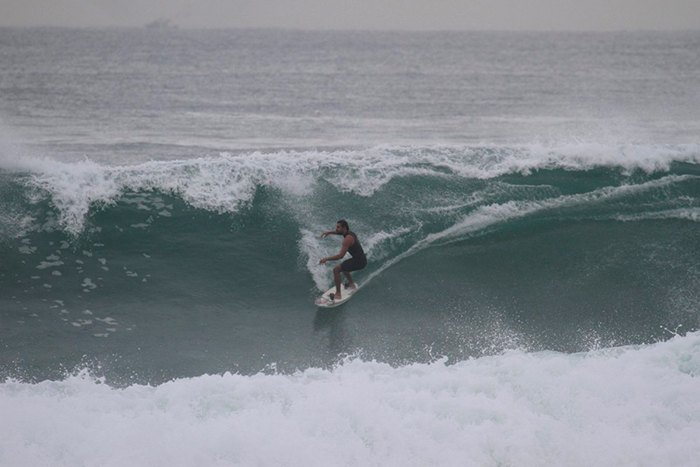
[{"left": 337, "top": 219, "right": 349, "bottom": 230}]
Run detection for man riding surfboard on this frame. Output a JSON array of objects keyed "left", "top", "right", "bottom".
[{"left": 319, "top": 220, "right": 367, "bottom": 301}]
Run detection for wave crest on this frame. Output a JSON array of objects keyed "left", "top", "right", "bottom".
[{"left": 1, "top": 143, "right": 698, "bottom": 237}]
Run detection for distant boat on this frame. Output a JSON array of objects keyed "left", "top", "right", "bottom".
[{"left": 145, "top": 19, "right": 178, "bottom": 30}]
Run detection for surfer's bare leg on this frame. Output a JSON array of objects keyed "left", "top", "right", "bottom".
[
  {"left": 332, "top": 264, "right": 343, "bottom": 299},
  {"left": 343, "top": 271, "right": 356, "bottom": 289}
]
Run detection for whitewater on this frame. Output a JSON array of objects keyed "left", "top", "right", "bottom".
[
  {"left": 2, "top": 333, "right": 699, "bottom": 467},
  {"left": 5, "top": 142, "right": 700, "bottom": 236}
]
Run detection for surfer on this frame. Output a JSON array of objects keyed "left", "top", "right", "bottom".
[{"left": 319, "top": 220, "right": 367, "bottom": 300}]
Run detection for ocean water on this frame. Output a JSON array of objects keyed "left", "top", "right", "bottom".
[{"left": 1, "top": 28, "right": 700, "bottom": 466}]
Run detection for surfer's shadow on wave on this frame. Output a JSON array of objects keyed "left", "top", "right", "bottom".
[{"left": 313, "top": 308, "right": 354, "bottom": 359}]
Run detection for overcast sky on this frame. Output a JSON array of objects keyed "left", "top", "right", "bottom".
[{"left": 2, "top": 0, "right": 700, "bottom": 30}]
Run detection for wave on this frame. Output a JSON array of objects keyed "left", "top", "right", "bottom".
[
  {"left": 3, "top": 143, "right": 700, "bottom": 385},
  {"left": 2, "top": 332, "right": 699, "bottom": 467},
  {"left": 2, "top": 142, "right": 699, "bottom": 236},
  {"left": 360, "top": 173, "right": 700, "bottom": 287},
  {"left": 2, "top": 143, "right": 700, "bottom": 293}
]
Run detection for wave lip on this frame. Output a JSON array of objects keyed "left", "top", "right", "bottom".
[
  {"left": 1, "top": 332, "right": 699, "bottom": 467},
  {"left": 4, "top": 143, "right": 699, "bottom": 236}
]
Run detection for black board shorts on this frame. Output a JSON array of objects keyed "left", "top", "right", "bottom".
[{"left": 341, "top": 256, "right": 367, "bottom": 273}]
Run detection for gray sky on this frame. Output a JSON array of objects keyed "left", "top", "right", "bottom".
[{"left": 2, "top": 0, "right": 700, "bottom": 30}]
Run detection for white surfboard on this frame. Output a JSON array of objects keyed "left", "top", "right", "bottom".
[{"left": 315, "top": 283, "right": 358, "bottom": 308}]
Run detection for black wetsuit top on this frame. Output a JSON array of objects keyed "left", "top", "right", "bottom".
[
  {"left": 341, "top": 231, "right": 367, "bottom": 273},
  {"left": 345, "top": 231, "right": 366, "bottom": 261}
]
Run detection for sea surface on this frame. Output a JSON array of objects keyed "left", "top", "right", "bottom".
[{"left": 1, "top": 28, "right": 700, "bottom": 466}]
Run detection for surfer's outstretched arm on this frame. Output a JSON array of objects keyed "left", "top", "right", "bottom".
[{"left": 321, "top": 230, "right": 340, "bottom": 238}]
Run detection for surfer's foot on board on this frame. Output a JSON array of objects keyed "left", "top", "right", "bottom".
[
  {"left": 343, "top": 282, "right": 356, "bottom": 290},
  {"left": 330, "top": 292, "right": 342, "bottom": 301}
]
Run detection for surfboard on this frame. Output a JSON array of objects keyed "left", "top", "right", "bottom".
[{"left": 315, "top": 283, "right": 358, "bottom": 308}]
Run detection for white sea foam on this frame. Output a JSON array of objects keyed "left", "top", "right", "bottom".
[
  {"left": 36, "top": 261, "right": 64, "bottom": 269},
  {"left": 361, "top": 226, "right": 416, "bottom": 262},
  {"left": 613, "top": 207, "right": 700, "bottom": 223},
  {"left": 426, "top": 173, "right": 698, "bottom": 244},
  {"left": 5, "top": 143, "right": 699, "bottom": 235},
  {"left": 1, "top": 332, "right": 699, "bottom": 467}
]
